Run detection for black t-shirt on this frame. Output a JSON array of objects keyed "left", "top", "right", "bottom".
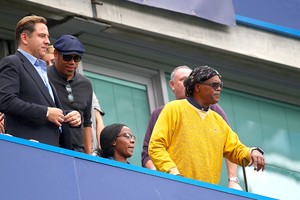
[{"left": 48, "top": 65, "right": 93, "bottom": 149}]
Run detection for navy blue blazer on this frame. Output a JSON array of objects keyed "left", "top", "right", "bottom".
[{"left": 0, "top": 51, "right": 71, "bottom": 148}]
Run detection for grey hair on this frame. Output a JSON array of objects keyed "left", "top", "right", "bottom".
[{"left": 170, "top": 65, "right": 191, "bottom": 81}]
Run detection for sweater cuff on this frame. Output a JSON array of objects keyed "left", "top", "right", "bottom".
[{"left": 168, "top": 167, "right": 180, "bottom": 175}]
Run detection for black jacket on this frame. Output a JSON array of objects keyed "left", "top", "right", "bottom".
[{"left": 0, "top": 51, "right": 71, "bottom": 148}]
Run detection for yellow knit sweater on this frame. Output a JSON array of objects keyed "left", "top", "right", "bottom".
[{"left": 149, "top": 99, "right": 250, "bottom": 184}]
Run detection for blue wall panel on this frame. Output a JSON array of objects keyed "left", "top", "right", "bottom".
[
  {"left": 0, "top": 140, "right": 79, "bottom": 200},
  {"left": 233, "top": 0, "right": 300, "bottom": 31},
  {"left": 233, "top": 0, "right": 300, "bottom": 38},
  {"left": 0, "top": 134, "right": 275, "bottom": 200}
]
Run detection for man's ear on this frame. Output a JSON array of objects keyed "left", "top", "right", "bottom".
[
  {"left": 20, "top": 32, "right": 28, "bottom": 45},
  {"left": 54, "top": 49, "right": 59, "bottom": 58},
  {"left": 195, "top": 83, "right": 200, "bottom": 92},
  {"left": 112, "top": 140, "right": 116, "bottom": 146},
  {"left": 169, "top": 80, "right": 175, "bottom": 91}
]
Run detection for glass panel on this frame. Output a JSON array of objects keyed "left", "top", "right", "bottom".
[
  {"left": 286, "top": 109, "right": 300, "bottom": 160},
  {"left": 84, "top": 71, "right": 150, "bottom": 166},
  {"left": 219, "top": 88, "right": 300, "bottom": 200},
  {"left": 241, "top": 163, "right": 300, "bottom": 200}
]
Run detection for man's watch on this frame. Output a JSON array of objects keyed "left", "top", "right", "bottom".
[
  {"left": 228, "top": 177, "right": 240, "bottom": 183},
  {"left": 251, "top": 147, "right": 264, "bottom": 155}
]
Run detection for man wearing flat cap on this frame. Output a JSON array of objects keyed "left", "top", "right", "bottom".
[
  {"left": 149, "top": 66, "right": 266, "bottom": 185},
  {"left": 48, "top": 35, "right": 93, "bottom": 154}
]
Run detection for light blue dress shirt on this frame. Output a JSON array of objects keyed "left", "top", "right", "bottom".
[{"left": 18, "top": 49, "right": 55, "bottom": 102}]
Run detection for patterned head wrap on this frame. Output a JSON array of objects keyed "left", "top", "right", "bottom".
[{"left": 184, "top": 66, "right": 221, "bottom": 97}]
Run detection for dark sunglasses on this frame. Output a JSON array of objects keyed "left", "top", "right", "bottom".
[
  {"left": 65, "top": 83, "right": 74, "bottom": 103},
  {"left": 62, "top": 54, "right": 82, "bottom": 62},
  {"left": 200, "top": 82, "right": 223, "bottom": 90}
]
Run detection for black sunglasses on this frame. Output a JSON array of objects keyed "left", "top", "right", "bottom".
[
  {"left": 65, "top": 83, "right": 74, "bottom": 103},
  {"left": 62, "top": 55, "right": 82, "bottom": 62},
  {"left": 200, "top": 82, "right": 223, "bottom": 90}
]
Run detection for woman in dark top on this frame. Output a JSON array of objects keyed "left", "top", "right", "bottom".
[{"left": 97, "top": 123, "right": 135, "bottom": 163}]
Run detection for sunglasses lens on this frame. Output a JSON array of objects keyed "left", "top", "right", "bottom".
[
  {"left": 68, "top": 94, "right": 74, "bottom": 103},
  {"left": 63, "top": 55, "right": 72, "bottom": 61},
  {"left": 65, "top": 84, "right": 74, "bottom": 103},
  {"left": 73, "top": 55, "right": 82, "bottom": 62},
  {"left": 219, "top": 82, "right": 223, "bottom": 89},
  {"left": 212, "top": 82, "right": 223, "bottom": 89},
  {"left": 62, "top": 55, "right": 82, "bottom": 62}
]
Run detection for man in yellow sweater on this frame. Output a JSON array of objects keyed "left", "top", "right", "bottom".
[{"left": 148, "top": 66, "right": 265, "bottom": 184}]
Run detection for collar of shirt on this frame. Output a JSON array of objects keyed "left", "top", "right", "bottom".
[
  {"left": 18, "top": 49, "right": 47, "bottom": 67},
  {"left": 186, "top": 96, "right": 209, "bottom": 112},
  {"left": 18, "top": 49, "right": 47, "bottom": 73}
]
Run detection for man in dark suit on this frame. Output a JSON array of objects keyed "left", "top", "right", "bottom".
[{"left": 0, "top": 15, "right": 81, "bottom": 148}]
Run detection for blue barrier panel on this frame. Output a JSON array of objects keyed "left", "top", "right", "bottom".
[{"left": 0, "top": 134, "right": 276, "bottom": 200}]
